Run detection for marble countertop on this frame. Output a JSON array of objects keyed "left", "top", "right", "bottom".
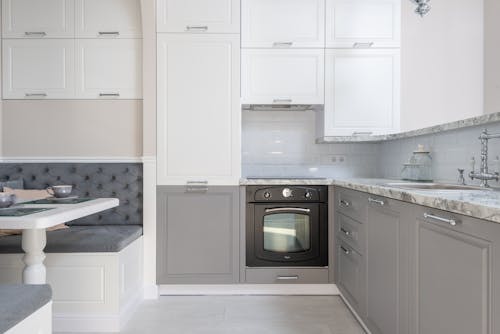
[{"left": 240, "top": 178, "right": 500, "bottom": 224}]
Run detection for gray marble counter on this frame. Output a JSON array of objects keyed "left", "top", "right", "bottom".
[
  {"left": 332, "top": 178, "right": 500, "bottom": 224},
  {"left": 240, "top": 178, "right": 500, "bottom": 224},
  {"left": 317, "top": 111, "right": 500, "bottom": 143}
]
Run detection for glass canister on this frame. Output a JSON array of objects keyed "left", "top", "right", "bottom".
[{"left": 401, "top": 145, "right": 433, "bottom": 182}]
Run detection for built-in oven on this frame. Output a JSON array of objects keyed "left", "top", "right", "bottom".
[{"left": 246, "top": 185, "right": 328, "bottom": 267}]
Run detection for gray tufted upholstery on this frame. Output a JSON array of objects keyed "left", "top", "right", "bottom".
[{"left": 0, "top": 163, "right": 143, "bottom": 226}]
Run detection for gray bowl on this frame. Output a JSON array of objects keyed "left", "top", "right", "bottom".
[{"left": 0, "top": 193, "right": 16, "bottom": 208}]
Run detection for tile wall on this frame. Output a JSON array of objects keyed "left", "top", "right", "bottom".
[
  {"left": 242, "top": 110, "right": 380, "bottom": 178},
  {"left": 378, "top": 121, "right": 500, "bottom": 183}
]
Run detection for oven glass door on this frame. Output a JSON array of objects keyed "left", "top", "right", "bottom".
[{"left": 254, "top": 204, "right": 320, "bottom": 264}]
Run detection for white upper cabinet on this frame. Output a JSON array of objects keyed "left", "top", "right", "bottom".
[
  {"left": 157, "top": 34, "right": 241, "bottom": 185},
  {"left": 326, "top": 0, "right": 400, "bottom": 48},
  {"left": 157, "top": 0, "right": 240, "bottom": 33},
  {"left": 242, "top": 0, "right": 325, "bottom": 48},
  {"left": 75, "top": 0, "right": 142, "bottom": 38},
  {"left": 76, "top": 39, "right": 142, "bottom": 99},
  {"left": 2, "top": 39, "right": 75, "bottom": 99},
  {"left": 2, "top": 0, "right": 75, "bottom": 38},
  {"left": 241, "top": 49, "right": 325, "bottom": 105},
  {"left": 319, "top": 49, "right": 400, "bottom": 137}
]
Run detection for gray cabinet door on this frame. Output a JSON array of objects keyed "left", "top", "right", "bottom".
[
  {"left": 157, "top": 186, "right": 240, "bottom": 284},
  {"left": 337, "top": 239, "right": 365, "bottom": 315},
  {"left": 365, "top": 197, "right": 409, "bottom": 334},
  {"left": 410, "top": 207, "right": 499, "bottom": 334}
]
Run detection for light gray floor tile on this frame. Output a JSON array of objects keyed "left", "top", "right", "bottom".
[{"left": 56, "top": 295, "right": 365, "bottom": 334}]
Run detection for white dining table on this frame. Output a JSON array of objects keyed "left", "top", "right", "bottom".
[{"left": 0, "top": 198, "right": 119, "bottom": 285}]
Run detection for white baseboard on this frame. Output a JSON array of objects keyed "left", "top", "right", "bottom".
[
  {"left": 143, "top": 284, "right": 159, "bottom": 299},
  {"left": 339, "top": 292, "right": 371, "bottom": 334},
  {"left": 159, "top": 284, "right": 340, "bottom": 296}
]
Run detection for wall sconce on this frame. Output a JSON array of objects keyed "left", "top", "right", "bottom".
[{"left": 411, "top": 0, "right": 431, "bottom": 16}]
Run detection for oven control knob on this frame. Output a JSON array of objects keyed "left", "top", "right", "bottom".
[
  {"left": 263, "top": 191, "right": 272, "bottom": 199},
  {"left": 282, "top": 188, "right": 293, "bottom": 198},
  {"left": 305, "top": 191, "right": 313, "bottom": 199}
]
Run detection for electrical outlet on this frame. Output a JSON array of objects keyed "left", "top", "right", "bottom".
[{"left": 321, "top": 155, "right": 347, "bottom": 165}]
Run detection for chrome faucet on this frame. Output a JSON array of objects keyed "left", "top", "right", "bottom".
[{"left": 469, "top": 129, "right": 500, "bottom": 187}]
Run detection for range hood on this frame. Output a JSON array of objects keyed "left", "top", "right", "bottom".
[{"left": 242, "top": 104, "right": 322, "bottom": 112}]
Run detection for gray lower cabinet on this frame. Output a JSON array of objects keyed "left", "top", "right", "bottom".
[
  {"left": 157, "top": 186, "right": 240, "bottom": 284},
  {"left": 365, "top": 197, "right": 409, "bottom": 334},
  {"left": 337, "top": 239, "right": 365, "bottom": 314},
  {"left": 409, "top": 207, "right": 500, "bottom": 334}
]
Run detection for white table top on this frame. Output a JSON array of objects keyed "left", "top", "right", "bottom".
[{"left": 0, "top": 198, "right": 119, "bottom": 230}]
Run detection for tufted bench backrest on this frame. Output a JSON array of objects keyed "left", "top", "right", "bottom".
[{"left": 0, "top": 163, "right": 143, "bottom": 226}]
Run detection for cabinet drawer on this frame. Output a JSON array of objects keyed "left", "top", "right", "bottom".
[
  {"left": 336, "top": 187, "right": 366, "bottom": 223},
  {"left": 337, "top": 240, "right": 364, "bottom": 314},
  {"left": 337, "top": 213, "right": 364, "bottom": 254},
  {"left": 245, "top": 268, "right": 329, "bottom": 284}
]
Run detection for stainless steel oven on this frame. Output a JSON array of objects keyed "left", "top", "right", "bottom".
[{"left": 246, "top": 185, "right": 328, "bottom": 267}]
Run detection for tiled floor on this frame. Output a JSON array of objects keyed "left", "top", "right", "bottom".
[{"left": 58, "top": 295, "right": 365, "bottom": 334}]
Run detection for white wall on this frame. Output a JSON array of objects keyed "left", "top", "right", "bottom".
[
  {"left": 401, "top": 0, "right": 484, "bottom": 131},
  {"left": 1, "top": 100, "right": 143, "bottom": 158},
  {"left": 484, "top": 0, "right": 500, "bottom": 115}
]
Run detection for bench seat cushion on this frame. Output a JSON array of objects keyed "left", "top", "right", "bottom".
[
  {"left": 0, "top": 284, "right": 52, "bottom": 333},
  {"left": 0, "top": 225, "right": 143, "bottom": 254}
]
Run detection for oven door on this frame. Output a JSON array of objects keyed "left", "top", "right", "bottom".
[{"left": 253, "top": 203, "right": 321, "bottom": 265}]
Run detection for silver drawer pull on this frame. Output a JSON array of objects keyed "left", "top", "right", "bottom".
[
  {"left": 186, "top": 25, "right": 208, "bottom": 31},
  {"left": 276, "top": 275, "right": 299, "bottom": 280},
  {"left": 339, "top": 199, "right": 350, "bottom": 207},
  {"left": 424, "top": 213, "right": 458, "bottom": 226},
  {"left": 98, "top": 31, "right": 120, "bottom": 36},
  {"left": 273, "top": 42, "right": 293, "bottom": 47},
  {"left": 368, "top": 197, "right": 385, "bottom": 206},
  {"left": 340, "top": 246, "right": 350, "bottom": 255},
  {"left": 265, "top": 208, "right": 311, "bottom": 213},
  {"left": 186, "top": 181, "right": 208, "bottom": 193},
  {"left": 99, "top": 93, "right": 120, "bottom": 97},
  {"left": 25, "top": 93, "right": 47, "bottom": 97},
  {"left": 25, "top": 32, "right": 46, "bottom": 36},
  {"left": 352, "top": 131, "right": 373, "bottom": 136},
  {"left": 340, "top": 227, "right": 351, "bottom": 236},
  {"left": 353, "top": 42, "right": 374, "bottom": 48},
  {"left": 273, "top": 99, "right": 292, "bottom": 103}
]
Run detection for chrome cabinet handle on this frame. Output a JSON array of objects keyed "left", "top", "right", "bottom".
[
  {"left": 25, "top": 32, "right": 46, "bottom": 36},
  {"left": 353, "top": 42, "right": 374, "bottom": 48},
  {"left": 424, "top": 213, "right": 458, "bottom": 226},
  {"left": 352, "top": 131, "right": 373, "bottom": 136},
  {"left": 340, "top": 227, "right": 351, "bottom": 236},
  {"left": 339, "top": 199, "right": 350, "bottom": 207},
  {"left": 265, "top": 208, "right": 311, "bottom": 213},
  {"left": 368, "top": 197, "right": 385, "bottom": 206},
  {"left": 273, "top": 42, "right": 293, "bottom": 47},
  {"left": 340, "top": 246, "right": 350, "bottom": 255},
  {"left": 98, "top": 31, "right": 120, "bottom": 36},
  {"left": 273, "top": 99, "right": 292, "bottom": 103},
  {"left": 25, "top": 93, "right": 47, "bottom": 97},
  {"left": 99, "top": 93, "right": 120, "bottom": 97},
  {"left": 276, "top": 275, "right": 299, "bottom": 280},
  {"left": 186, "top": 26, "right": 208, "bottom": 31},
  {"left": 186, "top": 181, "right": 208, "bottom": 193}
]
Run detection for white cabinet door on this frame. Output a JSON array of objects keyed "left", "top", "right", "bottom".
[
  {"left": 2, "top": 39, "right": 75, "bottom": 99},
  {"left": 157, "top": 34, "right": 241, "bottom": 185},
  {"left": 75, "top": 0, "right": 142, "bottom": 38},
  {"left": 241, "top": 49, "right": 325, "bottom": 105},
  {"left": 76, "top": 39, "right": 142, "bottom": 99},
  {"left": 157, "top": 0, "right": 240, "bottom": 33},
  {"left": 242, "top": 0, "right": 325, "bottom": 48},
  {"left": 2, "top": 0, "right": 74, "bottom": 38},
  {"left": 326, "top": 0, "right": 400, "bottom": 48},
  {"left": 322, "top": 49, "right": 400, "bottom": 136}
]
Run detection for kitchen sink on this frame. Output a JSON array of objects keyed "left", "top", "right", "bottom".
[{"left": 384, "top": 182, "right": 490, "bottom": 191}]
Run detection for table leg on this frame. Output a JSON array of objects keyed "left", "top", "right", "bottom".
[{"left": 21, "top": 229, "right": 47, "bottom": 284}]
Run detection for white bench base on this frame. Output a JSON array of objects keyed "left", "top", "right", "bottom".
[
  {"left": 5, "top": 301, "right": 52, "bottom": 334},
  {"left": 0, "top": 237, "right": 143, "bottom": 332}
]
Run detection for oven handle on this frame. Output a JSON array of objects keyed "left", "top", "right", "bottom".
[{"left": 265, "top": 208, "right": 311, "bottom": 213}]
